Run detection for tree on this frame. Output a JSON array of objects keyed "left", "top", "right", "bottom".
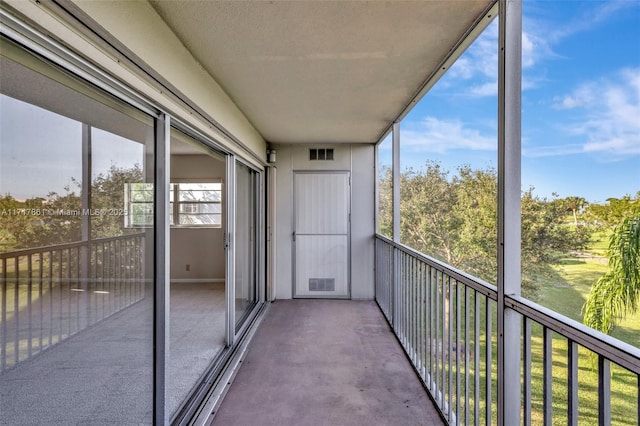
[
  {"left": 379, "top": 162, "right": 593, "bottom": 297},
  {"left": 587, "top": 194, "right": 640, "bottom": 228},
  {"left": 563, "top": 196, "right": 587, "bottom": 226},
  {"left": 0, "top": 165, "right": 143, "bottom": 251},
  {"left": 583, "top": 212, "right": 640, "bottom": 334},
  {"left": 91, "top": 164, "right": 144, "bottom": 238}
]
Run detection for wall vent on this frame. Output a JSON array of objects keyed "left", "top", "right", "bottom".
[
  {"left": 309, "top": 278, "right": 335, "bottom": 291},
  {"left": 309, "top": 148, "right": 334, "bottom": 161}
]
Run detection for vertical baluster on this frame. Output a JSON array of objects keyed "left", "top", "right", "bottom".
[
  {"left": 109, "top": 241, "right": 114, "bottom": 315},
  {"left": 90, "top": 243, "right": 95, "bottom": 325},
  {"left": 398, "top": 252, "right": 402, "bottom": 342},
  {"left": 474, "top": 291, "right": 480, "bottom": 426},
  {"left": 48, "top": 251, "right": 53, "bottom": 347},
  {"left": 429, "top": 266, "right": 435, "bottom": 390},
  {"left": 67, "top": 248, "right": 72, "bottom": 338},
  {"left": 391, "top": 246, "right": 395, "bottom": 327},
  {"left": 405, "top": 255, "right": 409, "bottom": 352},
  {"left": 407, "top": 256, "right": 416, "bottom": 365},
  {"left": 523, "top": 318, "right": 532, "bottom": 426},
  {"left": 543, "top": 326, "right": 553, "bottom": 426},
  {"left": 486, "top": 298, "right": 492, "bottom": 426},
  {"left": 57, "top": 249, "right": 63, "bottom": 342},
  {"left": 598, "top": 355, "right": 611, "bottom": 426},
  {"left": 456, "top": 280, "right": 461, "bottom": 425},
  {"left": 420, "top": 261, "right": 425, "bottom": 379},
  {"left": 403, "top": 253, "right": 408, "bottom": 348},
  {"left": 1, "top": 257, "right": 7, "bottom": 371},
  {"left": 381, "top": 241, "right": 384, "bottom": 314},
  {"left": 117, "top": 239, "right": 122, "bottom": 310},
  {"left": 27, "top": 254, "right": 32, "bottom": 358},
  {"left": 38, "top": 252, "right": 43, "bottom": 354},
  {"left": 76, "top": 246, "right": 81, "bottom": 333},
  {"left": 14, "top": 257, "right": 19, "bottom": 365},
  {"left": 411, "top": 257, "right": 416, "bottom": 363},
  {"left": 568, "top": 339, "right": 578, "bottom": 426},
  {"left": 435, "top": 269, "right": 441, "bottom": 404},
  {"left": 464, "top": 286, "right": 470, "bottom": 426},
  {"left": 441, "top": 271, "right": 446, "bottom": 409},
  {"left": 448, "top": 276, "right": 453, "bottom": 422},
  {"left": 101, "top": 242, "right": 106, "bottom": 320}
]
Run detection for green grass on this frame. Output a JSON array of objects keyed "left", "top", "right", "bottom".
[{"left": 527, "top": 231, "right": 639, "bottom": 425}]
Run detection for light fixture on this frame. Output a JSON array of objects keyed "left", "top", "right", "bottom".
[{"left": 267, "top": 149, "right": 277, "bottom": 163}]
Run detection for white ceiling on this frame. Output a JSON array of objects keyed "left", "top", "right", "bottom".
[{"left": 149, "top": 0, "right": 495, "bottom": 144}]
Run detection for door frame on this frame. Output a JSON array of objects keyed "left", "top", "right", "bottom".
[{"left": 292, "top": 170, "right": 351, "bottom": 299}]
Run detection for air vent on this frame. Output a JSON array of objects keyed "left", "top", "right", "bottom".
[
  {"left": 309, "top": 278, "right": 335, "bottom": 291},
  {"left": 309, "top": 148, "right": 334, "bottom": 161}
]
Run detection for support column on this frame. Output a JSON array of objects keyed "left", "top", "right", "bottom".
[
  {"left": 391, "top": 123, "right": 401, "bottom": 328},
  {"left": 497, "top": 1, "right": 522, "bottom": 425},
  {"left": 154, "top": 113, "right": 170, "bottom": 425},
  {"left": 392, "top": 122, "right": 400, "bottom": 243}
]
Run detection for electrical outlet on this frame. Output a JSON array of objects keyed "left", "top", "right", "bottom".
[{"left": 186, "top": 264, "right": 190, "bottom": 271}]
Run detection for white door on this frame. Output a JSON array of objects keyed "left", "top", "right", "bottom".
[{"left": 293, "top": 172, "right": 350, "bottom": 298}]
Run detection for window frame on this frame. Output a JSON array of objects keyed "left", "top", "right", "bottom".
[{"left": 125, "top": 180, "right": 223, "bottom": 228}]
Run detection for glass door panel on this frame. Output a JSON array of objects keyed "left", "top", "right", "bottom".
[{"left": 234, "top": 162, "right": 257, "bottom": 329}]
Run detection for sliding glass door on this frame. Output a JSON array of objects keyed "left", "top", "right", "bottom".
[{"left": 234, "top": 161, "right": 258, "bottom": 329}]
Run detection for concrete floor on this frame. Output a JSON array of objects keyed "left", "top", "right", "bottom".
[{"left": 211, "top": 299, "right": 443, "bottom": 426}]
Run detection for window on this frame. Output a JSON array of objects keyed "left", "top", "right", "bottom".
[
  {"left": 174, "top": 182, "right": 222, "bottom": 226},
  {"left": 125, "top": 182, "right": 222, "bottom": 227},
  {"left": 125, "top": 183, "right": 154, "bottom": 227}
]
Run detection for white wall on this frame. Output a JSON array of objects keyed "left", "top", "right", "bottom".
[
  {"left": 273, "top": 144, "right": 375, "bottom": 300},
  {"left": 170, "top": 155, "right": 225, "bottom": 281}
]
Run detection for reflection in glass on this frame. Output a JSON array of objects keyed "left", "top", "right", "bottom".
[
  {"left": 175, "top": 183, "right": 222, "bottom": 226},
  {"left": 168, "top": 132, "right": 227, "bottom": 416},
  {"left": 0, "top": 52, "right": 154, "bottom": 424},
  {"left": 235, "top": 162, "right": 257, "bottom": 328}
]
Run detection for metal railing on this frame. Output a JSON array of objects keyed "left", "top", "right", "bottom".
[
  {"left": 0, "top": 233, "right": 145, "bottom": 372},
  {"left": 375, "top": 234, "right": 640, "bottom": 425}
]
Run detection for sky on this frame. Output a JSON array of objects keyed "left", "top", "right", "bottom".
[
  {"left": 1, "top": 1, "right": 638, "bottom": 204},
  {"left": 0, "top": 95, "right": 144, "bottom": 200},
  {"left": 379, "top": 0, "right": 640, "bottom": 204}
]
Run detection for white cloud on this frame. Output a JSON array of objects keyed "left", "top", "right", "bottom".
[
  {"left": 401, "top": 117, "right": 495, "bottom": 153},
  {"left": 445, "top": 21, "right": 545, "bottom": 97},
  {"left": 545, "top": 0, "right": 636, "bottom": 42},
  {"left": 523, "top": 143, "right": 585, "bottom": 158},
  {"left": 443, "top": 1, "right": 638, "bottom": 98},
  {"left": 540, "top": 68, "right": 640, "bottom": 156}
]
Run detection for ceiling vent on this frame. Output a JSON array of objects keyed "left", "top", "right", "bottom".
[{"left": 309, "top": 148, "right": 334, "bottom": 161}]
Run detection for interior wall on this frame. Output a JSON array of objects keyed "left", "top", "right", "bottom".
[
  {"left": 170, "top": 155, "right": 225, "bottom": 281},
  {"left": 273, "top": 144, "right": 375, "bottom": 300}
]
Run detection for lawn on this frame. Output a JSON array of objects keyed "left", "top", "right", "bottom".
[{"left": 528, "top": 231, "right": 639, "bottom": 425}]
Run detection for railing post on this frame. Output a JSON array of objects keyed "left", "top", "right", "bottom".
[{"left": 497, "top": 1, "right": 522, "bottom": 425}]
